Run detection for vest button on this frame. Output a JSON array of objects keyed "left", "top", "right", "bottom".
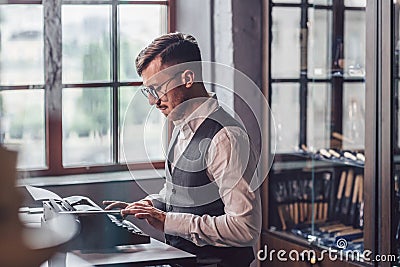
[
  {"left": 168, "top": 206, "right": 173, "bottom": 211},
  {"left": 171, "top": 188, "right": 176, "bottom": 194}
]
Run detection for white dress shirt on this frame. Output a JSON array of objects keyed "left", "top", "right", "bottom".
[{"left": 148, "top": 93, "right": 261, "bottom": 248}]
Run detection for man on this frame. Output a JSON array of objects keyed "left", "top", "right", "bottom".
[{"left": 104, "top": 32, "right": 261, "bottom": 267}]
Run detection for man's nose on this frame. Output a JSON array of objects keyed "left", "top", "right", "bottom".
[{"left": 148, "top": 95, "right": 160, "bottom": 106}]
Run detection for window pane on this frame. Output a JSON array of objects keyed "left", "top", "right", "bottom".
[
  {"left": 271, "top": 8, "right": 300, "bottom": 79},
  {"left": 0, "top": 5, "right": 44, "bottom": 86},
  {"left": 65, "top": 0, "right": 112, "bottom": 1},
  {"left": 1, "top": 90, "right": 45, "bottom": 169},
  {"left": 62, "top": 5, "right": 111, "bottom": 84},
  {"left": 344, "top": 10, "right": 366, "bottom": 78},
  {"left": 343, "top": 83, "right": 365, "bottom": 150},
  {"left": 119, "top": 86, "right": 165, "bottom": 163},
  {"left": 307, "top": 83, "right": 331, "bottom": 150},
  {"left": 119, "top": 5, "right": 167, "bottom": 82},
  {"left": 344, "top": 0, "right": 366, "bottom": 7},
  {"left": 308, "top": 9, "right": 332, "bottom": 79},
  {"left": 63, "top": 88, "right": 112, "bottom": 166},
  {"left": 310, "top": 0, "right": 332, "bottom": 4},
  {"left": 272, "top": 0, "right": 300, "bottom": 3},
  {"left": 271, "top": 83, "right": 300, "bottom": 153}
]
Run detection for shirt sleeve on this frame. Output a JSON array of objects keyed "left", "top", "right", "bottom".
[{"left": 163, "top": 126, "right": 262, "bottom": 247}]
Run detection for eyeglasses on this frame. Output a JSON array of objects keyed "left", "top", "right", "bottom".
[{"left": 140, "top": 72, "right": 183, "bottom": 101}]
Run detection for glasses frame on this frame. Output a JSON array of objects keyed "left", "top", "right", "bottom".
[{"left": 140, "top": 71, "right": 183, "bottom": 100}]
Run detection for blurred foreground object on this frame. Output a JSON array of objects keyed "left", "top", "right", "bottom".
[{"left": 0, "top": 146, "right": 76, "bottom": 267}]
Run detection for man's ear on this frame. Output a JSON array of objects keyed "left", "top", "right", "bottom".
[{"left": 182, "top": 70, "right": 195, "bottom": 88}]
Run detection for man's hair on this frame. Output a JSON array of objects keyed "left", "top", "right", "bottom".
[{"left": 135, "top": 32, "right": 202, "bottom": 76}]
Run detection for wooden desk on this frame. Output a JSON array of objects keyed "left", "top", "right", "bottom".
[
  {"left": 20, "top": 209, "right": 196, "bottom": 267},
  {"left": 71, "top": 238, "right": 196, "bottom": 266},
  {"left": 44, "top": 239, "right": 196, "bottom": 267}
]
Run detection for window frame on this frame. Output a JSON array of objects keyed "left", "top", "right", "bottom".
[{"left": 1, "top": 0, "right": 175, "bottom": 177}]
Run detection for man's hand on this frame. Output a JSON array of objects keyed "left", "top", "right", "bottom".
[
  {"left": 103, "top": 199, "right": 164, "bottom": 230},
  {"left": 121, "top": 202, "right": 166, "bottom": 232},
  {"left": 102, "top": 200, "right": 129, "bottom": 210},
  {"left": 102, "top": 199, "right": 153, "bottom": 210}
]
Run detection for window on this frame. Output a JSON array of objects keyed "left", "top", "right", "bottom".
[
  {"left": 0, "top": 0, "right": 174, "bottom": 176},
  {"left": 269, "top": 0, "right": 366, "bottom": 153}
]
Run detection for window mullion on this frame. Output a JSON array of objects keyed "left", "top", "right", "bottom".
[
  {"left": 44, "top": 0, "right": 63, "bottom": 174},
  {"left": 299, "top": 0, "right": 308, "bottom": 148},
  {"left": 168, "top": 0, "right": 176, "bottom": 32},
  {"left": 330, "top": 0, "right": 345, "bottom": 149},
  {"left": 112, "top": 0, "right": 119, "bottom": 163}
]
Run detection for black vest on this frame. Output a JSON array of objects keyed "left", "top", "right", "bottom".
[{"left": 163, "top": 107, "right": 255, "bottom": 267}]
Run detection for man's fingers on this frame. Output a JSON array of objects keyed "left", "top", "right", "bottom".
[
  {"left": 121, "top": 207, "right": 150, "bottom": 215},
  {"left": 134, "top": 213, "right": 152, "bottom": 219},
  {"left": 102, "top": 200, "right": 114, "bottom": 207},
  {"left": 122, "top": 207, "right": 165, "bottom": 232},
  {"left": 102, "top": 201, "right": 128, "bottom": 210},
  {"left": 104, "top": 199, "right": 152, "bottom": 210},
  {"left": 134, "top": 212, "right": 161, "bottom": 223},
  {"left": 104, "top": 203, "right": 120, "bottom": 210},
  {"left": 135, "top": 199, "right": 153, "bottom": 206},
  {"left": 132, "top": 202, "right": 152, "bottom": 208},
  {"left": 121, "top": 206, "right": 154, "bottom": 216},
  {"left": 142, "top": 199, "right": 153, "bottom": 206},
  {"left": 126, "top": 201, "right": 153, "bottom": 210}
]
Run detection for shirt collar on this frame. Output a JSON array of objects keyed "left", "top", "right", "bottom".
[{"left": 173, "top": 93, "right": 219, "bottom": 140}]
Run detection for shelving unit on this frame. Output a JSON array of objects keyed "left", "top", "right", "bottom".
[
  {"left": 261, "top": 1, "right": 400, "bottom": 267},
  {"left": 266, "top": 153, "right": 365, "bottom": 261},
  {"left": 261, "top": 0, "right": 371, "bottom": 266}
]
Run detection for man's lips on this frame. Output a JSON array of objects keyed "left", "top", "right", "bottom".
[{"left": 157, "top": 106, "right": 168, "bottom": 111}]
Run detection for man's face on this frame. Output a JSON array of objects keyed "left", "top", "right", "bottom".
[{"left": 141, "top": 57, "right": 187, "bottom": 120}]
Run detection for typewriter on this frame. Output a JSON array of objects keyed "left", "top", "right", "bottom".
[{"left": 42, "top": 195, "right": 150, "bottom": 250}]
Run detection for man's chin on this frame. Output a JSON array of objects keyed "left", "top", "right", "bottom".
[
  {"left": 160, "top": 109, "right": 169, "bottom": 117},
  {"left": 156, "top": 106, "right": 169, "bottom": 116}
]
